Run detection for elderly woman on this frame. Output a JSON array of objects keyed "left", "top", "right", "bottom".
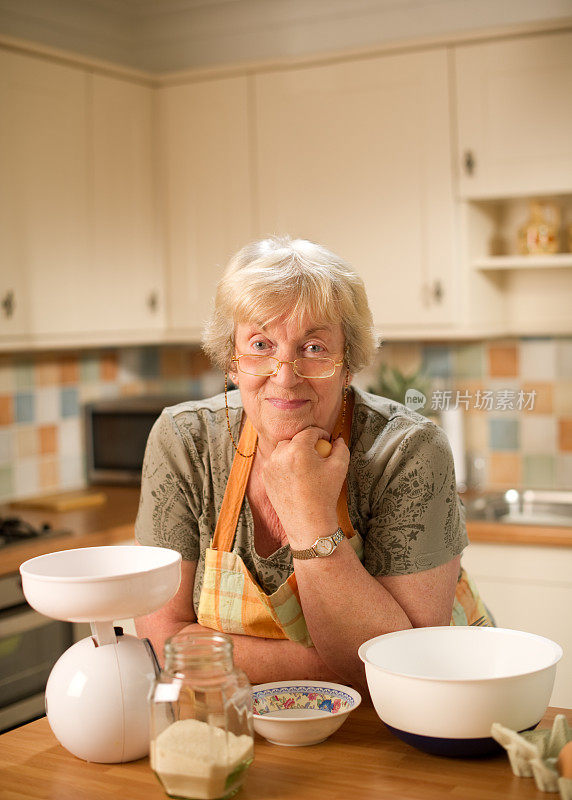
[{"left": 135, "top": 236, "right": 491, "bottom": 689}]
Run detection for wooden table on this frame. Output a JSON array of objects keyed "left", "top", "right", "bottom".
[{"left": 1, "top": 704, "right": 570, "bottom": 800}]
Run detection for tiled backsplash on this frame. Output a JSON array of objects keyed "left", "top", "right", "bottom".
[
  {"left": 359, "top": 337, "right": 572, "bottom": 492},
  {"left": 0, "top": 347, "right": 225, "bottom": 503},
  {"left": 0, "top": 337, "right": 571, "bottom": 502}
]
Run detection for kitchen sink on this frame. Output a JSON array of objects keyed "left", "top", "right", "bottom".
[{"left": 463, "top": 489, "right": 572, "bottom": 527}]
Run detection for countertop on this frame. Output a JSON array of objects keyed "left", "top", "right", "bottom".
[
  {"left": 0, "top": 486, "right": 141, "bottom": 577},
  {"left": 1, "top": 704, "right": 570, "bottom": 800},
  {"left": 1, "top": 486, "right": 571, "bottom": 579}
]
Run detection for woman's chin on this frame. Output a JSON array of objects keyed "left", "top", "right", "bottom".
[
  {"left": 274, "top": 423, "right": 308, "bottom": 441},
  {"left": 264, "top": 418, "right": 313, "bottom": 445}
]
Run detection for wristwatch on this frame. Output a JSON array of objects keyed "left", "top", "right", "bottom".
[{"left": 291, "top": 527, "right": 345, "bottom": 560}]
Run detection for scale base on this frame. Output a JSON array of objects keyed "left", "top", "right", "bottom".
[{"left": 46, "top": 632, "right": 158, "bottom": 763}]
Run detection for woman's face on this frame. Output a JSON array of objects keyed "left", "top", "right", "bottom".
[{"left": 231, "top": 316, "right": 349, "bottom": 453}]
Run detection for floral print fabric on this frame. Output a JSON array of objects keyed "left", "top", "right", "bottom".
[{"left": 135, "top": 386, "right": 468, "bottom": 617}]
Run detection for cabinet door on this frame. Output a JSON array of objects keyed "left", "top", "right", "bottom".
[
  {"left": 254, "top": 50, "right": 456, "bottom": 330},
  {"left": 462, "top": 543, "right": 572, "bottom": 709},
  {"left": 0, "top": 49, "right": 90, "bottom": 341},
  {"left": 159, "top": 77, "right": 253, "bottom": 337},
  {"left": 455, "top": 30, "right": 572, "bottom": 198},
  {"left": 87, "top": 74, "right": 163, "bottom": 337}
]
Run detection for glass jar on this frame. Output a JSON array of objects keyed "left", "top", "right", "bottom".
[{"left": 150, "top": 631, "right": 254, "bottom": 800}]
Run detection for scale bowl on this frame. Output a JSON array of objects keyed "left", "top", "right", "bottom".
[{"left": 20, "top": 545, "right": 182, "bottom": 622}]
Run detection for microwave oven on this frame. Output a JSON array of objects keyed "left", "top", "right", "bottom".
[{"left": 84, "top": 394, "right": 195, "bottom": 484}]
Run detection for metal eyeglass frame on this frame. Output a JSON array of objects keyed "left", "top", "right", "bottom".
[{"left": 231, "top": 353, "right": 344, "bottom": 378}]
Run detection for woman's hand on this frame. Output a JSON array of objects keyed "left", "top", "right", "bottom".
[{"left": 261, "top": 427, "right": 349, "bottom": 548}]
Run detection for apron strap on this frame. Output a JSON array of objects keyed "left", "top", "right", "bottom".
[
  {"left": 212, "top": 388, "right": 356, "bottom": 551},
  {"left": 211, "top": 418, "right": 257, "bottom": 551}
]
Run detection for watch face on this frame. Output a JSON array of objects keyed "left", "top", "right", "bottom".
[{"left": 315, "top": 538, "right": 334, "bottom": 556}]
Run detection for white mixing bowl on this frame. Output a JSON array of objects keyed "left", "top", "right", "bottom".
[{"left": 358, "top": 626, "right": 562, "bottom": 757}]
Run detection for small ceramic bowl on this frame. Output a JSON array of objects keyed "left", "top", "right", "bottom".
[{"left": 252, "top": 680, "right": 361, "bottom": 746}]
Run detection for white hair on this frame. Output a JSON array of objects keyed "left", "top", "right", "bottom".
[{"left": 202, "top": 235, "right": 378, "bottom": 374}]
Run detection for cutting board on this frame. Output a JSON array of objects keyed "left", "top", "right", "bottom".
[{"left": 11, "top": 490, "right": 108, "bottom": 512}]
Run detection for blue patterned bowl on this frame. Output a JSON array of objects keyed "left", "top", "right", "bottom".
[{"left": 252, "top": 680, "right": 361, "bottom": 746}]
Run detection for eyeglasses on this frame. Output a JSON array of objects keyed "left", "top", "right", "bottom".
[{"left": 231, "top": 354, "right": 344, "bottom": 379}]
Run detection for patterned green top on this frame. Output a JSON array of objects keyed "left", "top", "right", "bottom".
[{"left": 135, "top": 386, "right": 468, "bottom": 616}]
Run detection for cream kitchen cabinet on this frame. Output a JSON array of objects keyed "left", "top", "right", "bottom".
[
  {"left": 461, "top": 542, "right": 572, "bottom": 708},
  {"left": 254, "top": 49, "right": 457, "bottom": 335},
  {"left": 159, "top": 76, "right": 253, "bottom": 339},
  {"left": 455, "top": 29, "right": 572, "bottom": 199},
  {"left": 83, "top": 73, "right": 163, "bottom": 340},
  {"left": 0, "top": 49, "right": 90, "bottom": 344},
  {"left": 0, "top": 49, "right": 162, "bottom": 349},
  {"left": 453, "top": 28, "right": 572, "bottom": 337}
]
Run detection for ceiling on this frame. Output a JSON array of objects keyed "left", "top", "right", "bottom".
[{"left": 0, "top": 0, "right": 571, "bottom": 73}]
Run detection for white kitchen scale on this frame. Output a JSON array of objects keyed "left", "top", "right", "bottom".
[{"left": 19, "top": 545, "right": 181, "bottom": 763}]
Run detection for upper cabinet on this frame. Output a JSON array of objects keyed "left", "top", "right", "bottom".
[
  {"left": 254, "top": 49, "right": 457, "bottom": 333},
  {"left": 0, "top": 49, "right": 161, "bottom": 348},
  {"left": 0, "top": 49, "right": 90, "bottom": 342},
  {"left": 158, "top": 77, "right": 252, "bottom": 338},
  {"left": 86, "top": 73, "right": 163, "bottom": 338},
  {"left": 454, "top": 29, "right": 572, "bottom": 337},
  {"left": 455, "top": 30, "right": 572, "bottom": 198},
  {"left": 2, "top": 24, "right": 572, "bottom": 349}
]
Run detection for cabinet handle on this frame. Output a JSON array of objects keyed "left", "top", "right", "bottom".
[
  {"left": 147, "top": 291, "right": 159, "bottom": 314},
  {"left": 432, "top": 280, "right": 444, "bottom": 303},
  {"left": 1, "top": 290, "right": 15, "bottom": 318},
  {"left": 463, "top": 150, "right": 475, "bottom": 176},
  {"left": 422, "top": 282, "right": 444, "bottom": 306}
]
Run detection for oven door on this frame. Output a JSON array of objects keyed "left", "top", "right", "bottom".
[{"left": 0, "top": 602, "right": 73, "bottom": 732}]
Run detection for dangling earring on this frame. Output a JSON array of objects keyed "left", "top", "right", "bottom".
[{"left": 224, "top": 371, "right": 257, "bottom": 458}]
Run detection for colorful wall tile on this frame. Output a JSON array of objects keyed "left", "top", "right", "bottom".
[
  {"left": 363, "top": 336, "right": 572, "bottom": 492},
  {"left": 0, "top": 346, "right": 226, "bottom": 503},
  {"left": 0, "top": 336, "right": 571, "bottom": 502},
  {"left": 488, "top": 343, "right": 519, "bottom": 378},
  {"left": 523, "top": 455, "right": 556, "bottom": 490},
  {"left": 488, "top": 418, "right": 520, "bottom": 451},
  {"left": 557, "top": 454, "right": 572, "bottom": 490}
]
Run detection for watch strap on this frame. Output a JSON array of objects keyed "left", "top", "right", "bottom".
[{"left": 291, "top": 527, "right": 345, "bottom": 560}]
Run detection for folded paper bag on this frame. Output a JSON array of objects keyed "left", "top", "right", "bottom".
[{"left": 491, "top": 715, "right": 572, "bottom": 797}]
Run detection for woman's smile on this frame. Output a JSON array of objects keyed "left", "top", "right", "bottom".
[{"left": 266, "top": 397, "right": 309, "bottom": 410}]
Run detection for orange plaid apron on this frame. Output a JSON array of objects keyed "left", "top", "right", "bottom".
[
  {"left": 197, "top": 393, "right": 362, "bottom": 647},
  {"left": 197, "top": 391, "right": 492, "bottom": 647}
]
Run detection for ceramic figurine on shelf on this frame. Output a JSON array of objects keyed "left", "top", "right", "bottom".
[{"left": 518, "top": 201, "right": 560, "bottom": 255}]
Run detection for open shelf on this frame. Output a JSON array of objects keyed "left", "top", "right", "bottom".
[
  {"left": 474, "top": 253, "right": 572, "bottom": 271},
  {"left": 462, "top": 194, "right": 572, "bottom": 335}
]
